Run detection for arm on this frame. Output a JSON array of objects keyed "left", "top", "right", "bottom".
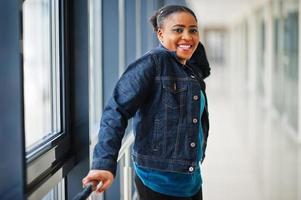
[
  {"left": 83, "top": 54, "right": 156, "bottom": 192},
  {"left": 187, "top": 42, "right": 211, "bottom": 79}
]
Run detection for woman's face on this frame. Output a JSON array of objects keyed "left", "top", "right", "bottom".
[{"left": 157, "top": 12, "right": 199, "bottom": 65}]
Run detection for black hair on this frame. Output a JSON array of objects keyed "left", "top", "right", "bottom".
[{"left": 149, "top": 5, "right": 198, "bottom": 32}]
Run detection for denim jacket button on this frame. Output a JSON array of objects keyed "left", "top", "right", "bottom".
[
  {"left": 193, "top": 118, "right": 198, "bottom": 124},
  {"left": 193, "top": 95, "right": 199, "bottom": 100},
  {"left": 190, "top": 142, "right": 196, "bottom": 148},
  {"left": 189, "top": 167, "right": 194, "bottom": 172}
]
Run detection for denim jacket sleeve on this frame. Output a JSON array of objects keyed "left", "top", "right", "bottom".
[
  {"left": 92, "top": 53, "right": 156, "bottom": 176},
  {"left": 187, "top": 42, "right": 211, "bottom": 80}
]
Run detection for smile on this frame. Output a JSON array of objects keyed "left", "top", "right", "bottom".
[{"left": 177, "top": 44, "right": 193, "bottom": 50}]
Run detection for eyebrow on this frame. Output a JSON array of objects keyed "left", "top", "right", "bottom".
[{"left": 172, "top": 24, "right": 198, "bottom": 28}]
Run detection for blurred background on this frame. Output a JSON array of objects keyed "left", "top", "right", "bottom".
[
  {"left": 0, "top": 0, "right": 300, "bottom": 199},
  {"left": 187, "top": 0, "right": 300, "bottom": 199}
]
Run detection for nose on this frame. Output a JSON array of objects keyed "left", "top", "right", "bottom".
[{"left": 182, "top": 30, "right": 193, "bottom": 40}]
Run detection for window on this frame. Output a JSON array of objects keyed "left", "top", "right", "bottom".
[
  {"left": 88, "top": 1, "right": 105, "bottom": 199},
  {"left": 204, "top": 28, "right": 227, "bottom": 66},
  {"left": 273, "top": 1, "right": 284, "bottom": 114},
  {"left": 89, "top": 0, "right": 103, "bottom": 133},
  {"left": 256, "top": 10, "right": 266, "bottom": 96},
  {"left": 41, "top": 179, "right": 65, "bottom": 200},
  {"left": 23, "top": 0, "right": 61, "bottom": 152},
  {"left": 23, "top": 0, "right": 71, "bottom": 199},
  {"left": 272, "top": 0, "right": 299, "bottom": 131},
  {"left": 282, "top": 0, "right": 299, "bottom": 131}
]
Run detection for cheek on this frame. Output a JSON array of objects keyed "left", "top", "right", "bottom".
[
  {"left": 164, "top": 40, "right": 178, "bottom": 50},
  {"left": 193, "top": 34, "right": 200, "bottom": 41}
]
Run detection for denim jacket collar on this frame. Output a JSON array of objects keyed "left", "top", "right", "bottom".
[{"left": 157, "top": 43, "right": 184, "bottom": 66}]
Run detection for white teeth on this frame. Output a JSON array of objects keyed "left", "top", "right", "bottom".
[{"left": 178, "top": 44, "right": 191, "bottom": 49}]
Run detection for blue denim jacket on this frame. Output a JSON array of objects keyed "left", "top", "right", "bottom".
[{"left": 92, "top": 43, "right": 210, "bottom": 176}]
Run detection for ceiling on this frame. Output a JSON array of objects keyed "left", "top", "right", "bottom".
[{"left": 187, "top": 0, "right": 256, "bottom": 27}]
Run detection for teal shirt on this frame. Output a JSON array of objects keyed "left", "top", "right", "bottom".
[{"left": 134, "top": 90, "right": 206, "bottom": 197}]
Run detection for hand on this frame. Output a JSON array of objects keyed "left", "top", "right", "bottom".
[{"left": 82, "top": 170, "right": 114, "bottom": 193}]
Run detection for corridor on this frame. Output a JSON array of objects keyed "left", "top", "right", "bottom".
[
  {"left": 203, "top": 65, "right": 301, "bottom": 200},
  {"left": 203, "top": 66, "right": 262, "bottom": 200}
]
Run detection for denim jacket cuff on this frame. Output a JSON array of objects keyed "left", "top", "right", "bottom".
[{"left": 91, "top": 158, "right": 117, "bottom": 177}]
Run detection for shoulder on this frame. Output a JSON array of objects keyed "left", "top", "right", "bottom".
[
  {"left": 187, "top": 42, "right": 211, "bottom": 79},
  {"left": 129, "top": 51, "right": 156, "bottom": 67},
  {"left": 149, "top": 47, "right": 172, "bottom": 60},
  {"left": 127, "top": 46, "right": 175, "bottom": 72},
  {"left": 128, "top": 47, "right": 170, "bottom": 67},
  {"left": 123, "top": 51, "right": 157, "bottom": 76}
]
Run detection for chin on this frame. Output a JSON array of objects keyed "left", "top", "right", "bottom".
[{"left": 179, "top": 55, "right": 192, "bottom": 61}]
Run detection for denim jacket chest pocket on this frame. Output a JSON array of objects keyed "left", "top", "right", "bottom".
[
  {"left": 151, "top": 79, "right": 189, "bottom": 156},
  {"left": 162, "top": 79, "right": 188, "bottom": 109}
]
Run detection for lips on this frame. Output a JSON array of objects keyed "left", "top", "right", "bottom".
[{"left": 177, "top": 44, "right": 193, "bottom": 51}]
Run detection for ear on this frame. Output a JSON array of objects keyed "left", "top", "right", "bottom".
[{"left": 157, "top": 28, "right": 164, "bottom": 42}]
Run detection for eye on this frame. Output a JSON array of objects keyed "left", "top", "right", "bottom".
[
  {"left": 172, "top": 28, "right": 184, "bottom": 33},
  {"left": 189, "top": 28, "right": 198, "bottom": 33}
]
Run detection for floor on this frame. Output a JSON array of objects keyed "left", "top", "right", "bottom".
[{"left": 202, "top": 65, "right": 301, "bottom": 200}]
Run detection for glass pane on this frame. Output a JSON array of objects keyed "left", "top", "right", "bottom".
[
  {"left": 89, "top": 0, "right": 103, "bottom": 172},
  {"left": 41, "top": 179, "right": 65, "bottom": 200},
  {"left": 23, "top": 0, "right": 61, "bottom": 150},
  {"left": 205, "top": 29, "right": 226, "bottom": 66},
  {"left": 272, "top": 17, "right": 285, "bottom": 113},
  {"left": 89, "top": 0, "right": 103, "bottom": 128},
  {"left": 89, "top": 0, "right": 103, "bottom": 145},
  {"left": 283, "top": 0, "right": 299, "bottom": 131},
  {"left": 272, "top": 0, "right": 299, "bottom": 132},
  {"left": 256, "top": 11, "right": 265, "bottom": 96}
]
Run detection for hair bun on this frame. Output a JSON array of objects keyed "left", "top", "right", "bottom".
[{"left": 149, "top": 11, "right": 159, "bottom": 31}]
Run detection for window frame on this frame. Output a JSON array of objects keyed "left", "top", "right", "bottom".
[
  {"left": 1, "top": 0, "right": 112, "bottom": 199},
  {"left": 23, "top": 0, "right": 75, "bottom": 199},
  {"left": 0, "top": 0, "right": 26, "bottom": 199}
]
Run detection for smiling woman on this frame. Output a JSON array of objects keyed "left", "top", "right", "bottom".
[
  {"left": 82, "top": 4, "right": 210, "bottom": 200},
  {"left": 150, "top": 6, "right": 199, "bottom": 64},
  {"left": 156, "top": 12, "right": 199, "bottom": 64},
  {"left": 1, "top": 1, "right": 211, "bottom": 200}
]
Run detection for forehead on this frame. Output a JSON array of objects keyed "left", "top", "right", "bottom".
[{"left": 162, "top": 12, "right": 197, "bottom": 26}]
